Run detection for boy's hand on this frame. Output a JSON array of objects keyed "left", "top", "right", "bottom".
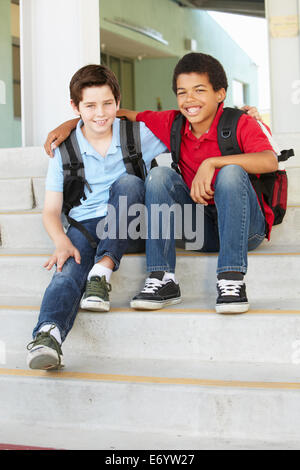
[
  {"left": 190, "top": 159, "right": 215, "bottom": 205},
  {"left": 242, "top": 105, "right": 262, "bottom": 122},
  {"left": 44, "top": 238, "right": 81, "bottom": 272},
  {"left": 44, "top": 119, "right": 79, "bottom": 157}
]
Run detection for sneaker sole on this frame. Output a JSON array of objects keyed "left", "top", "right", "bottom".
[
  {"left": 130, "top": 297, "right": 182, "bottom": 311},
  {"left": 215, "top": 302, "right": 250, "bottom": 314},
  {"left": 27, "top": 346, "right": 64, "bottom": 371},
  {"left": 80, "top": 297, "right": 110, "bottom": 313}
]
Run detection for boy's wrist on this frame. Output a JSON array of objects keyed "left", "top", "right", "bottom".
[
  {"left": 53, "top": 232, "right": 70, "bottom": 247},
  {"left": 202, "top": 158, "right": 218, "bottom": 169}
]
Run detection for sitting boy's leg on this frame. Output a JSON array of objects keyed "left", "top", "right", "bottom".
[
  {"left": 131, "top": 166, "right": 195, "bottom": 310},
  {"left": 27, "top": 224, "right": 96, "bottom": 370},
  {"left": 80, "top": 255, "right": 113, "bottom": 312},
  {"left": 95, "top": 173, "right": 146, "bottom": 268},
  {"left": 214, "top": 164, "right": 266, "bottom": 313},
  {"left": 81, "top": 174, "right": 145, "bottom": 312}
]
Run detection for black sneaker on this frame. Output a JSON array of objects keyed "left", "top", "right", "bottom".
[
  {"left": 216, "top": 279, "right": 249, "bottom": 314},
  {"left": 130, "top": 272, "right": 182, "bottom": 310},
  {"left": 26, "top": 327, "right": 64, "bottom": 370}
]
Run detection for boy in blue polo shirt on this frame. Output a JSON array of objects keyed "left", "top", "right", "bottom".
[{"left": 26, "top": 64, "right": 167, "bottom": 370}]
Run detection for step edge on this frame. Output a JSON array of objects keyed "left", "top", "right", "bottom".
[
  {"left": 1, "top": 305, "right": 300, "bottom": 315},
  {"left": 1, "top": 367, "right": 300, "bottom": 390},
  {"left": 1, "top": 251, "right": 300, "bottom": 257}
]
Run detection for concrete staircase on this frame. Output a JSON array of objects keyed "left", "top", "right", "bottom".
[{"left": 0, "top": 146, "right": 300, "bottom": 450}]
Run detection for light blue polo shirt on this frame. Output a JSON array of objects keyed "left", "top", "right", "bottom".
[{"left": 45, "top": 118, "right": 167, "bottom": 221}]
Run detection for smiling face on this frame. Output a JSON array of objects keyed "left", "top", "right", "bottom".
[
  {"left": 71, "top": 85, "right": 120, "bottom": 138},
  {"left": 176, "top": 72, "right": 226, "bottom": 134}
]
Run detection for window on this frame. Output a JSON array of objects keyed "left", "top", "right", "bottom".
[
  {"left": 12, "top": 39, "right": 21, "bottom": 118},
  {"left": 232, "top": 79, "right": 247, "bottom": 108},
  {"left": 11, "top": 0, "right": 21, "bottom": 119},
  {"left": 101, "top": 53, "right": 135, "bottom": 110}
]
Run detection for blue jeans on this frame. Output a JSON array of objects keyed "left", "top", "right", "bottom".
[
  {"left": 33, "top": 174, "right": 145, "bottom": 342},
  {"left": 145, "top": 165, "right": 266, "bottom": 275}
]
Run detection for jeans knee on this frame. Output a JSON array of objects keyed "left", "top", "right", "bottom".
[
  {"left": 145, "top": 166, "right": 174, "bottom": 192},
  {"left": 53, "top": 267, "right": 81, "bottom": 292},
  {"left": 215, "top": 165, "right": 247, "bottom": 197},
  {"left": 110, "top": 173, "right": 145, "bottom": 201}
]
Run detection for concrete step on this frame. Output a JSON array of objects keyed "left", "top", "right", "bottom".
[
  {"left": 1, "top": 300, "right": 300, "bottom": 365},
  {"left": 286, "top": 167, "right": 300, "bottom": 205},
  {"left": 0, "top": 211, "right": 53, "bottom": 249},
  {"left": 0, "top": 359, "right": 300, "bottom": 445},
  {"left": 0, "top": 248, "right": 299, "bottom": 303},
  {"left": 1, "top": 421, "right": 299, "bottom": 450},
  {"left": 268, "top": 205, "right": 300, "bottom": 247},
  {"left": 0, "top": 147, "right": 47, "bottom": 179},
  {"left": 0, "top": 179, "right": 34, "bottom": 211},
  {"left": 1, "top": 204, "right": 300, "bottom": 250},
  {"left": 0, "top": 158, "right": 299, "bottom": 212},
  {"left": 0, "top": 178, "right": 45, "bottom": 212}
]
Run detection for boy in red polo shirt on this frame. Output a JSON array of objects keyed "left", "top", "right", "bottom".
[{"left": 126, "top": 53, "right": 277, "bottom": 313}]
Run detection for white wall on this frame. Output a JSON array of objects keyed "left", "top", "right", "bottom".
[{"left": 266, "top": 0, "right": 300, "bottom": 135}]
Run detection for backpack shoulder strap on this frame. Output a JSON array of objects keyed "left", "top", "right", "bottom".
[
  {"left": 170, "top": 113, "right": 185, "bottom": 174},
  {"left": 217, "top": 107, "right": 245, "bottom": 156},
  {"left": 120, "top": 119, "right": 146, "bottom": 179},
  {"left": 59, "top": 129, "right": 85, "bottom": 179},
  {"left": 217, "top": 108, "right": 267, "bottom": 234},
  {"left": 60, "top": 130, "right": 96, "bottom": 247}
]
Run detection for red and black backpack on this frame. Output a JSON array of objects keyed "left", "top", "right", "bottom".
[{"left": 170, "top": 107, "right": 294, "bottom": 238}]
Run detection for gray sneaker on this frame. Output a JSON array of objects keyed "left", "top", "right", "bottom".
[{"left": 26, "top": 327, "right": 64, "bottom": 370}]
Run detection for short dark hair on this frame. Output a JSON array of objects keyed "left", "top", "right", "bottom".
[
  {"left": 172, "top": 53, "right": 228, "bottom": 94},
  {"left": 70, "top": 64, "right": 121, "bottom": 107}
]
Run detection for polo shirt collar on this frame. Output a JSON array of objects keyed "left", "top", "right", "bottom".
[
  {"left": 75, "top": 118, "right": 121, "bottom": 157},
  {"left": 184, "top": 103, "right": 225, "bottom": 141}
]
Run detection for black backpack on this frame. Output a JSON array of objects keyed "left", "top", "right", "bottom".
[
  {"left": 170, "top": 107, "right": 294, "bottom": 238},
  {"left": 59, "top": 119, "right": 157, "bottom": 249}
]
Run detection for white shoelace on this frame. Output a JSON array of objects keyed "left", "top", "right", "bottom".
[
  {"left": 141, "top": 278, "right": 168, "bottom": 294},
  {"left": 217, "top": 279, "right": 244, "bottom": 297}
]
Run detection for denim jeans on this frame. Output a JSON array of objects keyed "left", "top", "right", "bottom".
[
  {"left": 145, "top": 165, "right": 266, "bottom": 275},
  {"left": 33, "top": 174, "right": 145, "bottom": 342}
]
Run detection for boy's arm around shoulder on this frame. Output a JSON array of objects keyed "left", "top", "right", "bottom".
[
  {"left": 117, "top": 109, "right": 139, "bottom": 122},
  {"left": 118, "top": 108, "right": 178, "bottom": 149},
  {"left": 44, "top": 118, "right": 80, "bottom": 157},
  {"left": 42, "top": 191, "right": 81, "bottom": 272}
]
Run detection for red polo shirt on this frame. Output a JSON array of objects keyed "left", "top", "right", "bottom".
[{"left": 136, "top": 104, "right": 276, "bottom": 238}]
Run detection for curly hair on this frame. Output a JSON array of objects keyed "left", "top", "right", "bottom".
[
  {"left": 172, "top": 53, "right": 228, "bottom": 94},
  {"left": 70, "top": 64, "right": 121, "bottom": 107}
]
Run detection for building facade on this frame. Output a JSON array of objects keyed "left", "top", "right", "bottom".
[{"left": 0, "top": 0, "right": 259, "bottom": 148}]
